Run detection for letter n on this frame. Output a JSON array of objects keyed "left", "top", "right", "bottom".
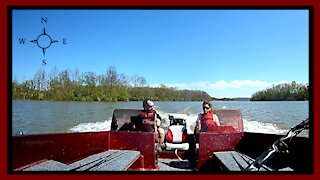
[{"left": 41, "top": 17, "right": 47, "bottom": 23}]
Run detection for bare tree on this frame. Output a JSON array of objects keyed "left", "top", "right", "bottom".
[
  {"left": 33, "top": 68, "right": 47, "bottom": 91},
  {"left": 131, "top": 74, "right": 147, "bottom": 87},
  {"left": 106, "top": 66, "right": 118, "bottom": 87}
]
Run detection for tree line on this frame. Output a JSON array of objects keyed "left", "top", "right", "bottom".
[
  {"left": 250, "top": 81, "right": 309, "bottom": 101},
  {"left": 12, "top": 66, "right": 212, "bottom": 102}
]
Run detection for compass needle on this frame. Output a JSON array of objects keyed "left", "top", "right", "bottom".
[
  {"left": 31, "top": 27, "right": 58, "bottom": 57},
  {"left": 42, "top": 48, "right": 46, "bottom": 56},
  {"left": 27, "top": 18, "right": 67, "bottom": 65}
]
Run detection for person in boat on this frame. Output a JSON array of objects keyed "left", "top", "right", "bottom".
[
  {"left": 196, "top": 101, "right": 220, "bottom": 132},
  {"left": 139, "top": 99, "right": 166, "bottom": 151}
]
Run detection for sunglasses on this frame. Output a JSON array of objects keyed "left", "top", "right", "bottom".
[
  {"left": 203, "top": 106, "right": 210, "bottom": 110},
  {"left": 146, "top": 104, "right": 154, "bottom": 108}
]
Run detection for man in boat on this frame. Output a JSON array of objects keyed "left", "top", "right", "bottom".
[
  {"left": 195, "top": 101, "right": 220, "bottom": 132},
  {"left": 140, "top": 99, "right": 166, "bottom": 151}
]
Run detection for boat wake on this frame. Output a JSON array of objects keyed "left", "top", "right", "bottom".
[
  {"left": 243, "top": 118, "right": 287, "bottom": 134},
  {"left": 68, "top": 120, "right": 112, "bottom": 133},
  {"left": 68, "top": 109, "right": 288, "bottom": 135}
]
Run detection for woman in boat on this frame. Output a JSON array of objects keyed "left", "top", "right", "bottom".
[
  {"left": 141, "top": 99, "right": 166, "bottom": 151},
  {"left": 196, "top": 101, "right": 220, "bottom": 132}
]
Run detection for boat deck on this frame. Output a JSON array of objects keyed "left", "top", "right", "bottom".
[
  {"left": 22, "top": 150, "right": 141, "bottom": 171},
  {"left": 157, "top": 150, "right": 295, "bottom": 172},
  {"left": 213, "top": 151, "right": 272, "bottom": 171},
  {"left": 158, "top": 158, "right": 194, "bottom": 171},
  {"left": 19, "top": 149, "right": 296, "bottom": 172}
]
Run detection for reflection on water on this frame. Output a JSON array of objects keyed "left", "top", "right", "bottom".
[{"left": 12, "top": 100, "right": 309, "bottom": 136}]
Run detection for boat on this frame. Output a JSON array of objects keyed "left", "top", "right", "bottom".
[{"left": 11, "top": 109, "right": 312, "bottom": 172}]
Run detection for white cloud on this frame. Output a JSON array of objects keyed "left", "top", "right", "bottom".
[
  {"left": 150, "top": 80, "right": 293, "bottom": 98},
  {"left": 152, "top": 80, "right": 289, "bottom": 90}
]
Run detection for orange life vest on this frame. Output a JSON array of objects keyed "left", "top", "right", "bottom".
[
  {"left": 200, "top": 112, "right": 217, "bottom": 127},
  {"left": 141, "top": 110, "right": 156, "bottom": 122}
]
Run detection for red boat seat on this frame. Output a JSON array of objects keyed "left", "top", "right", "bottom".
[
  {"left": 202, "top": 125, "right": 237, "bottom": 133},
  {"left": 212, "top": 109, "right": 244, "bottom": 132},
  {"left": 112, "top": 109, "right": 159, "bottom": 142},
  {"left": 196, "top": 109, "right": 245, "bottom": 170},
  {"left": 165, "top": 114, "right": 189, "bottom": 151},
  {"left": 112, "top": 109, "right": 156, "bottom": 132},
  {"left": 165, "top": 125, "right": 189, "bottom": 151},
  {"left": 112, "top": 109, "right": 142, "bottom": 131}
]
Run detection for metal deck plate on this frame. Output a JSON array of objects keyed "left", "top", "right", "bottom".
[
  {"left": 70, "top": 150, "right": 140, "bottom": 171},
  {"left": 23, "top": 160, "right": 72, "bottom": 171},
  {"left": 213, "top": 151, "right": 272, "bottom": 171},
  {"left": 24, "top": 150, "right": 140, "bottom": 171}
]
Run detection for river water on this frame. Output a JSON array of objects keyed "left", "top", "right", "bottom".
[{"left": 11, "top": 100, "right": 309, "bottom": 136}]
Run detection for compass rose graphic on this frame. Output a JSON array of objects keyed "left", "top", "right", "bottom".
[
  {"left": 18, "top": 17, "right": 67, "bottom": 66},
  {"left": 30, "top": 27, "right": 58, "bottom": 56}
]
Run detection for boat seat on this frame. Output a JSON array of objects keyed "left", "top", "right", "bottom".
[
  {"left": 165, "top": 125, "right": 189, "bottom": 151},
  {"left": 203, "top": 125, "right": 237, "bottom": 133},
  {"left": 213, "top": 151, "right": 273, "bottom": 171},
  {"left": 165, "top": 143, "right": 189, "bottom": 151},
  {"left": 23, "top": 150, "right": 141, "bottom": 171}
]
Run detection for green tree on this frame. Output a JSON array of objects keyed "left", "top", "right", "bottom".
[
  {"left": 12, "top": 66, "right": 217, "bottom": 102},
  {"left": 251, "top": 81, "right": 308, "bottom": 101}
]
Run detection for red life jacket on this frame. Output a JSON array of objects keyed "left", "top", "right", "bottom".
[
  {"left": 200, "top": 112, "right": 217, "bottom": 127},
  {"left": 140, "top": 110, "right": 157, "bottom": 132},
  {"left": 141, "top": 110, "right": 155, "bottom": 122}
]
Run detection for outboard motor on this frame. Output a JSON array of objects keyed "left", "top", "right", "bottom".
[{"left": 165, "top": 114, "right": 189, "bottom": 160}]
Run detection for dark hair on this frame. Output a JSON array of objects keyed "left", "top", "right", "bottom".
[
  {"left": 203, "top": 101, "right": 213, "bottom": 113},
  {"left": 143, "top": 98, "right": 152, "bottom": 108}
]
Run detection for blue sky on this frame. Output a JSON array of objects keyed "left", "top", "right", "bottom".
[{"left": 12, "top": 9, "right": 309, "bottom": 98}]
